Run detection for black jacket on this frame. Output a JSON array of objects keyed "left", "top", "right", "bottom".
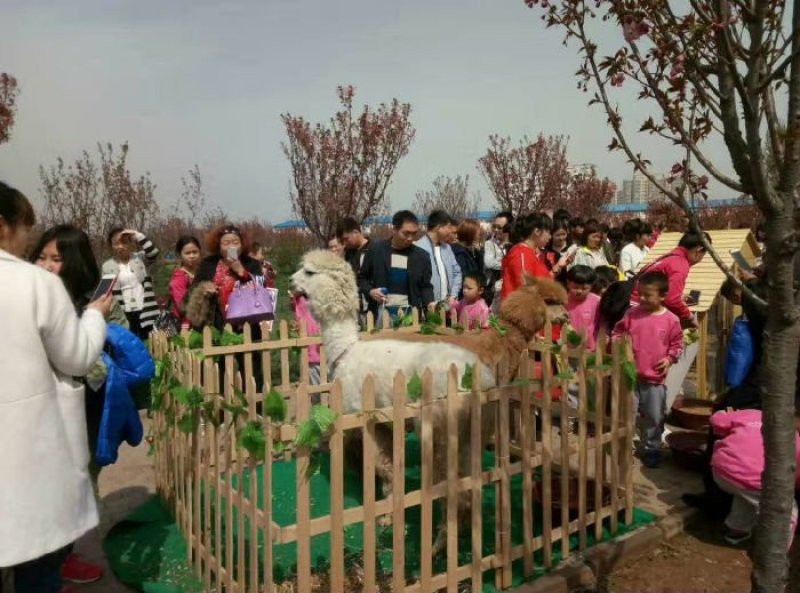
[
  {"left": 357, "top": 239, "right": 434, "bottom": 317},
  {"left": 344, "top": 239, "right": 372, "bottom": 277},
  {"left": 451, "top": 244, "right": 484, "bottom": 278}
]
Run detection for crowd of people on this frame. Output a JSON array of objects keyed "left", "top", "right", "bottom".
[{"left": 1, "top": 177, "right": 799, "bottom": 593}]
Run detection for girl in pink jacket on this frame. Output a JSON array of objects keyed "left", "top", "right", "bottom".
[
  {"left": 290, "top": 293, "right": 322, "bottom": 388},
  {"left": 711, "top": 408, "right": 800, "bottom": 545}
]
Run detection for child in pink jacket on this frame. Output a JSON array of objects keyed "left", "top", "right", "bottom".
[
  {"left": 711, "top": 408, "right": 800, "bottom": 545},
  {"left": 290, "top": 293, "right": 322, "bottom": 388},
  {"left": 455, "top": 272, "right": 490, "bottom": 331},
  {"left": 566, "top": 265, "right": 600, "bottom": 351},
  {"left": 612, "top": 270, "right": 683, "bottom": 468}
]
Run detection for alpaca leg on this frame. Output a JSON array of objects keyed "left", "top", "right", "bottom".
[{"left": 372, "top": 422, "right": 395, "bottom": 527}]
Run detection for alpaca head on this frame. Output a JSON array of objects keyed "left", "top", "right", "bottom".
[
  {"left": 290, "top": 249, "right": 359, "bottom": 322},
  {"left": 500, "top": 276, "right": 568, "bottom": 340}
]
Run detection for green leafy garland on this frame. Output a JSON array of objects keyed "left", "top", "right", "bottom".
[{"left": 150, "top": 331, "right": 338, "bottom": 478}]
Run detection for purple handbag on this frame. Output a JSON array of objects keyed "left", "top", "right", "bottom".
[{"left": 225, "top": 281, "right": 276, "bottom": 326}]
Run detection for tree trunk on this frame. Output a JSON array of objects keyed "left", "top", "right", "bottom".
[{"left": 752, "top": 212, "right": 800, "bottom": 593}]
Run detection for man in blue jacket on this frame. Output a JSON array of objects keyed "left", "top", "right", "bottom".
[{"left": 414, "top": 209, "right": 462, "bottom": 309}]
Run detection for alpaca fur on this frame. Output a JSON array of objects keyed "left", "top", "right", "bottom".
[
  {"left": 290, "top": 249, "right": 567, "bottom": 551},
  {"left": 185, "top": 281, "right": 218, "bottom": 329}
]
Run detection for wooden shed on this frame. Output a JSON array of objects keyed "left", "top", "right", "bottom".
[{"left": 640, "top": 229, "right": 761, "bottom": 398}]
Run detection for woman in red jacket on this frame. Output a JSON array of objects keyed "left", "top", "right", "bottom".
[{"left": 502, "top": 212, "right": 568, "bottom": 299}]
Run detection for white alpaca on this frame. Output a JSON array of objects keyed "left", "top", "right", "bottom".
[
  {"left": 290, "top": 249, "right": 567, "bottom": 549},
  {"left": 290, "top": 250, "right": 567, "bottom": 412}
]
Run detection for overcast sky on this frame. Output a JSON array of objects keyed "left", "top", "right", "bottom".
[{"left": 0, "top": 0, "right": 735, "bottom": 224}]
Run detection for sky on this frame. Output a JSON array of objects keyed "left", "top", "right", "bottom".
[{"left": 0, "top": 0, "right": 737, "bottom": 224}]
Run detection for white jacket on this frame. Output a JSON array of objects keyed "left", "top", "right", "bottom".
[{"left": 0, "top": 249, "right": 107, "bottom": 567}]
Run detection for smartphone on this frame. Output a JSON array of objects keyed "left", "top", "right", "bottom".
[
  {"left": 730, "top": 249, "right": 752, "bottom": 272},
  {"left": 90, "top": 274, "right": 117, "bottom": 302},
  {"left": 226, "top": 246, "right": 239, "bottom": 260},
  {"left": 688, "top": 289, "right": 701, "bottom": 305}
]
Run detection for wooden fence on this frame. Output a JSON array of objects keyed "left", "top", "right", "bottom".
[{"left": 149, "top": 316, "right": 635, "bottom": 593}]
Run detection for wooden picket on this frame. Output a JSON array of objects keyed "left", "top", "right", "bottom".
[{"left": 149, "top": 312, "right": 635, "bottom": 593}]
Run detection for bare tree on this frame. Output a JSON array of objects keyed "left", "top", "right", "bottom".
[
  {"left": 412, "top": 175, "right": 480, "bottom": 219},
  {"left": 525, "top": 1, "right": 799, "bottom": 589},
  {"left": 39, "top": 142, "right": 159, "bottom": 244},
  {"left": 176, "top": 164, "right": 206, "bottom": 228},
  {"left": 477, "top": 133, "right": 570, "bottom": 215},
  {"left": 0, "top": 73, "right": 20, "bottom": 145},
  {"left": 282, "top": 85, "right": 415, "bottom": 244}
]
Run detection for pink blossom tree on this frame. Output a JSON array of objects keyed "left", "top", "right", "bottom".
[{"left": 282, "top": 86, "right": 415, "bottom": 245}]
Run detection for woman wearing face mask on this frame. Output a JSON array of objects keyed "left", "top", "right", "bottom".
[
  {"left": 168, "top": 235, "right": 202, "bottom": 331},
  {"left": 0, "top": 182, "right": 112, "bottom": 593},
  {"left": 186, "top": 224, "right": 263, "bottom": 331},
  {"left": 102, "top": 227, "right": 160, "bottom": 339}
]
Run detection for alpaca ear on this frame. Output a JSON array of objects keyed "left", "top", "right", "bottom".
[{"left": 499, "top": 286, "right": 547, "bottom": 339}]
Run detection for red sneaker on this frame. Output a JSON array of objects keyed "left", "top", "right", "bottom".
[
  {"left": 61, "top": 587, "right": 77, "bottom": 593},
  {"left": 61, "top": 553, "right": 103, "bottom": 584}
]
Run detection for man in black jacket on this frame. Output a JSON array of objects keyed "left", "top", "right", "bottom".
[
  {"left": 337, "top": 217, "right": 372, "bottom": 328},
  {"left": 358, "top": 210, "right": 434, "bottom": 327}
]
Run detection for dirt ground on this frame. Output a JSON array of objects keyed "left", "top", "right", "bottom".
[{"left": 599, "top": 517, "right": 753, "bottom": 593}]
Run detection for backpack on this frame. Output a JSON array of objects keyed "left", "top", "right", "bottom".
[{"left": 598, "top": 252, "right": 676, "bottom": 332}]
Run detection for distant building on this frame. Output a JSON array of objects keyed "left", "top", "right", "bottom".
[
  {"left": 616, "top": 170, "right": 674, "bottom": 205},
  {"left": 616, "top": 179, "right": 634, "bottom": 204}
]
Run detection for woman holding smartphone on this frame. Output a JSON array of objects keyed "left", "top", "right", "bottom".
[
  {"left": 30, "top": 224, "right": 129, "bottom": 586},
  {"left": 187, "top": 224, "right": 263, "bottom": 330},
  {"left": 0, "top": 182, "right": 112, "bottom": 593},
  {"left": 102, "top": 227, "right": 160, "bottom": 339}
]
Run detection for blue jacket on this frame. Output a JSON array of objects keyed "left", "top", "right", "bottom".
[
  {"left": 414, "top": 235, "right": 463, "bottom": 302},
  {"left": 95, "top": 324, "right": 154, "bottom": 466}
]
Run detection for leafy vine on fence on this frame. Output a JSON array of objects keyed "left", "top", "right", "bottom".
[{"left": 149, "top": 331, "right": 338, "bottom": 478}]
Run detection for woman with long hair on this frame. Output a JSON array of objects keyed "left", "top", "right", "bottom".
[
  {"left": 501, "top": 212, "right": 567, "bottom": 300},
  {"left": 451, "top": 218, "right": 484, "bottom": 285},
  {"left": 168, "top": 235, "right": 202, "bottom": 330},
  {"left": 571, "top": 219, "right": 610, "bottom": 270},
  {"left": 30, "top": 225, "right": 128, "bottom": 586},
  {"left": 0, "top": 182, "right": 111, "bottom": 593}
]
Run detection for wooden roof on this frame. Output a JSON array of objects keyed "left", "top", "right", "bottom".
[{"left": 640, "top": 229, "right": 760, "bottom": 313}]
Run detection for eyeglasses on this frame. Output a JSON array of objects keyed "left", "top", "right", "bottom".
[{"left": 492, "top": 225, "right": 505, "bottom": 230}]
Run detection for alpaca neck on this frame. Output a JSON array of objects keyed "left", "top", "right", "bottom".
[{"left": 321, "top": 317, "right": 359, "bottom": 366}]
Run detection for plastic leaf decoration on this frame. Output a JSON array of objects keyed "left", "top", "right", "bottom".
[
  {"left": 622, "top": 359, "right": 638, "bottom": 390},
  {"left": 407, "top": 372, "right": 423, "bottom": 401},
  {"left": 238, "top": 420, "right": 266, "bottom": 461},
  {"left": 264, "top": 389, "right": 288, "bottom": 423},
  {"left": 488, "top": 315, "right": 508, "bottom": 337},
  {"left": 461, "top": 363, "right": 474, "bottom": 391},
  {"left": 177, "top": 412, "right": 197, "bottom": 434},
  {"left": 188, "top": 330, "right": 204, "bottom": 349},
  {"left": 310, "top": 404, "right": 338, "bottom": 434}
]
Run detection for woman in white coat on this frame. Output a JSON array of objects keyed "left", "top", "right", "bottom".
[{"left": 0, "top": 182, "right": 112, "bottom": 593}]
